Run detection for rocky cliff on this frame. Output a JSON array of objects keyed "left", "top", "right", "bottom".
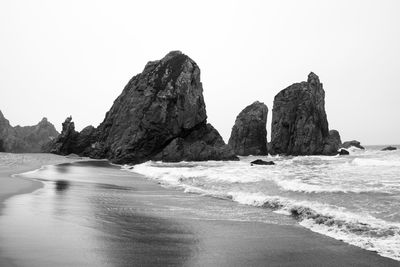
[
  {"left": 50, "top": 51, "right": 237, "bottom": 164},
  {"left": 0, "top": 111, "right": 59, "bottom": 152},
  {"left": 228, "top": 101, "right": 268, "bottom": 156},
  {"left": 270, "top": 73, "right": 340, "bottom": 155}
]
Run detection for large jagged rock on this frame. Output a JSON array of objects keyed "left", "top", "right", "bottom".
[
  {"left": 50, "top": 51, "right": 237, "bottom": 164},
  {"left": 48, "top": 116, "right": 79, "bottom": 154},
  {"left": 0, "top": 110, "right": 59, "bottom": 153},
  {"left": 228, "top": 101, "right": 268, "bottom": 156},
  {"left": 270, "top": 73, "right": 340, "bottom": 155},
  {"left": 48, "top": 117, "right": 97, "bottom": 156}
]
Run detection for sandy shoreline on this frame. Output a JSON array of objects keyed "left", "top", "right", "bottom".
[
  {"left": 0, "top": 153, "right": 85, "bottom": 207},
  {"left": 0, "top": 153, "right": 86, "bottom": 266},
  {"left": 0, "top": 156, "right": 399, "bottom": 266}
]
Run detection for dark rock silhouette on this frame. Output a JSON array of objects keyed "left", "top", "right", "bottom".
[
  {"left": 0, "top": 110, "right": 59, "bottom": 152},
  {"left": 270, "top": 73, "right": 340, "bottom": 155},
  {"left": 153, "top": 123, "right": 237, "bottom": 162},
  {"left": 250, "top": 159, "right": 275, "bottom": 166},
  {"left": 50, "top": 51, "right": 237, "bottom": 164},
  {"left": 0, "top": 139, "right": 5, "bottom": 152},
  {"left": 48, "top": 116, "right": 80, "bottom": 155},
  {"left": 323, "top": 130, "right": 342, "bottom": 155},
  {"left": 228, "top": 101, "right": 268, "bottom": 156},
  {"left": 338, "top": 149, "right": 350, "bottom": 155},
  {"left": 75, "top": 126, "right": 97, "bottom": 155},
  {"left": 382, "top": 146, "right": 397, "bottom": 151},
  {"left": 342, "top": 140, "right": 365, "bottom": 150}
]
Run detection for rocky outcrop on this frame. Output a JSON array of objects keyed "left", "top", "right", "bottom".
[
  {"left": 48, "top": 116, "right": 79, "bottom": 154},
  {"left": 0, "top": 111, "right": 59, "bottom": 153},
  {"left": 270, "top": 72, "right": 340, "bottom": 155},
  {"left": 0, "top": 139, "right": 4, "bottom": 152},
  {"left": 338, "top": 149, "right": 350, "bottom": 155},
  {"left": 382, "top": 146, "right": 397, "bottom": 151},
  {"left": 323, "top": 130, "right": 342, "bottom": 155},
  {"left": 75, "top": 126, "right": 97, "bottom": 155},
  {"left": 48, "top": 117, "right": 97, "bottom": 156},
  {"left": 228, "top": 101, "right": 268, "bottom": 156},
  {"left": 250, "top": 159, "right": 275, "bottom": 166},
  {"left": 0, "top": 110, "right": 13, "bottom": 151},
  {"left": 153, "top": 123, "right": 237, "bottom": 162},
  {"left": 50, "top": 51, "right": 237, "bottom": 164},
  {"left": 342, "top": 140, "right": 365, "bottom": 150}
]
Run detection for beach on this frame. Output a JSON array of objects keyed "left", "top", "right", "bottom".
[
  {"left": 0, "top": 153, "right": 87, "bottom": 266},
  {"left": 0, "top": 157, "right": 398, "bottom": 266}
]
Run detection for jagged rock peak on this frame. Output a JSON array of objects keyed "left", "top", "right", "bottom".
[
  {"left": 228, "top": 101, "right": 268, "bottom": 156},
  {"left": 62, "top": 116, "right": 75, "bottom": 131},
  {"left": 39, "top": 117, "right": 48, "bottom": 123},
  {"left": 50, "top": 51, "right": 237, "bottom": 164},
  {"left": 270, "top": 72, "right": 335, "bottom": 155},
  {"left": 307, "top": 72, "right": 320, "bottom": 84}
]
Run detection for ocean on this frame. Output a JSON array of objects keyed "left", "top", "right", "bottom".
[{"left": 129, "top": 145, "right": 400, "bottom": 261}]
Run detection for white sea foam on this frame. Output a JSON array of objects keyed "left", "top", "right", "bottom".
[
  {"left": 274, "top": 178, "right": 396, "bottom": 194},
  {"left": 227, "top": 191, "right": 400, "bottom": 261},
  {"left": 351, "top": 158, "right": 400, "bottom": 167},
  {"left": 124, "top": 149, "right": 400, "bottom": 261}
]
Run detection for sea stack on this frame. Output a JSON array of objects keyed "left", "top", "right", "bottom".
[
  {"left": 50, "top": 51, "right": 238, "bottom": 164},
  {"left": 228, "top": 101, "right": 268, "bottom": 156},
  {"left": 270, "top": 72, "right": 340, "bottom": 155}
]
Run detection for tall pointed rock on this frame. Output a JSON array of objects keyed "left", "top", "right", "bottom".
[
  {"left": 228, "top": 101, "right": 268, "bottom": 156},
  {"left": 270, "top": 72, "right": 339, "bottom": 155}
]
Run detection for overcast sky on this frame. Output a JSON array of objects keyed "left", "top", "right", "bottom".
[{"left": 1, "top": 0, "right": 399, "bottom": 145}]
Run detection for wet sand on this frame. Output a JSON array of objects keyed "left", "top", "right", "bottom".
[
  {"left": 0, "top": 159, "right": 398, "bottom": 266},
  {"left": 0, "top": 153, "right": 85, "bottom": 266}
]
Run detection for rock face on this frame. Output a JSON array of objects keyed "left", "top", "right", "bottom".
[
  {"left": 153, "top": 123, "right": 237, "bottom": 162},
  {"left": 270, "top": 73, "right": 340, "bottom": 155},
  {"left": 48, "top": 116, "right": 79, "bottom": 154},
  {"left": 0, "top": 110, "right": 59, "bottom": 153},
  {"left": 228, "top": 101, "right": 268, "bottom": 156},
  {"left": 342, "top": 140, "right": 365, "bottom": 150},
  {"left": 0, "top": 110, "right": 13, "bottom": 152},
  {"left": 323, "top": 130, "right": 342, "bottom": 155},
  {"left": 382, "top": 146, "right": 397, "bottom": 151},
  {"left": 50, "top": 51, "right": 237, "bottom": 164},
  {"left": 338, "top": 149, "right": 350, "bottom": 155}
]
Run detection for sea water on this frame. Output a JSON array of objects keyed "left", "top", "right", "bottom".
[{"left": 127, "top": 146, "right": 400, "bottom": 261}]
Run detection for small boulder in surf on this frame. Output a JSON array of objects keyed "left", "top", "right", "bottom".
[
  {"left": 382, "top": 146, "right": 397, "bottom": 151},
  {"left": 250, "top": 159, "right": 275, "bottom": 166}
]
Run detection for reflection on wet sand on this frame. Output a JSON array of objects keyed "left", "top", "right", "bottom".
[
  {"left": 0, "top": 161, "right": 197, "bottom": 267},
  {"left": 55, "top": 180, "right": 69, "bottom": 192}
]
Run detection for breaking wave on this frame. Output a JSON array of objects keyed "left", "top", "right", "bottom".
[{"left": 123, "top": 149, "right": 400, "bottom": 261}]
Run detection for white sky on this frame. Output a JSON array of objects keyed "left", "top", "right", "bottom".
[{"left": 0, "top": 0, "right": 399, "bottom": 145}]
